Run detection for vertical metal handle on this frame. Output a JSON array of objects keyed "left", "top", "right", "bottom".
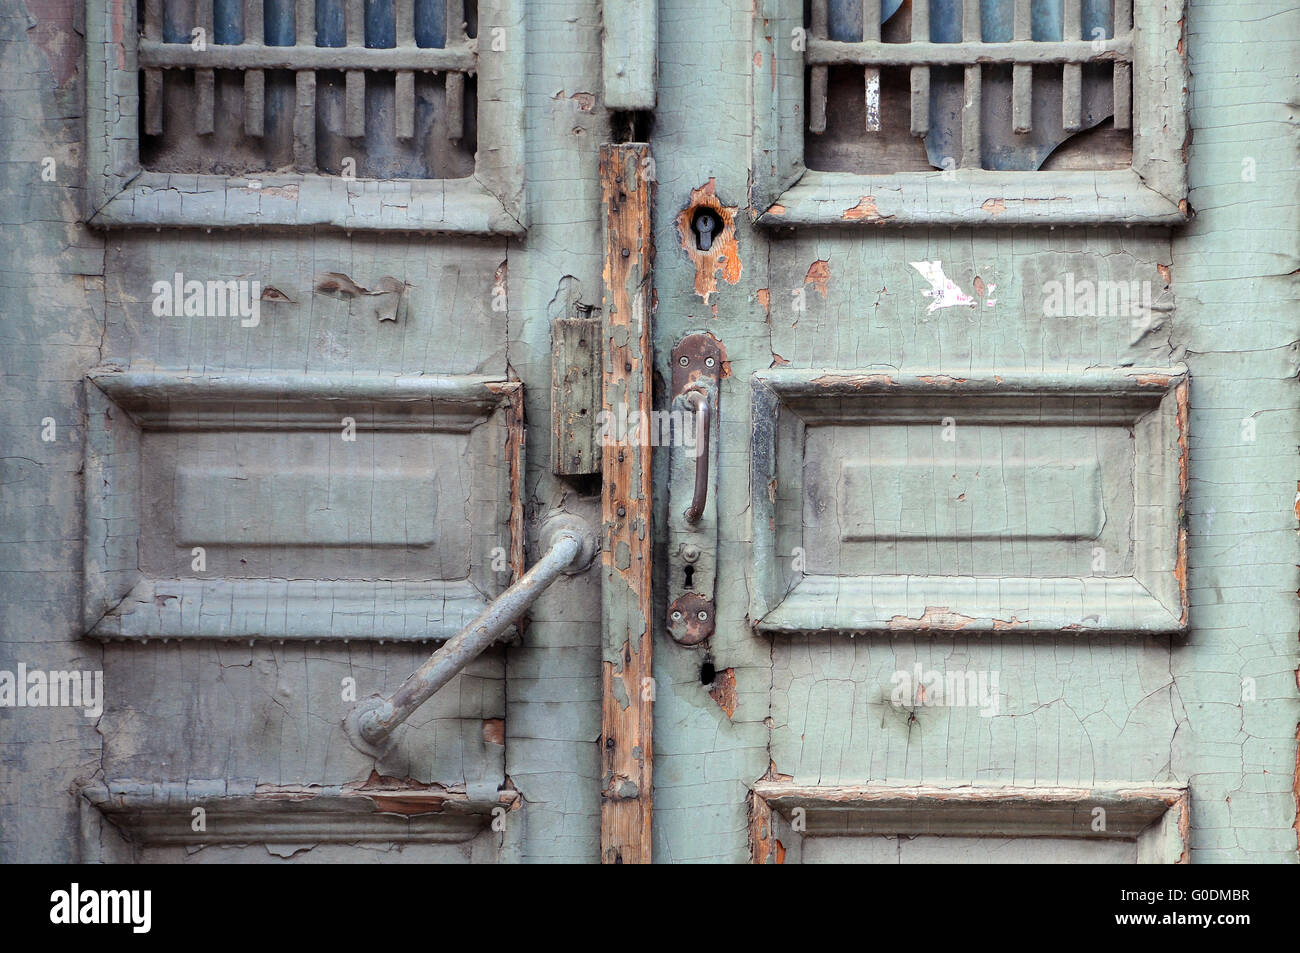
[{"left": 684, "top": 389, "right": 711, "bottom": 523}]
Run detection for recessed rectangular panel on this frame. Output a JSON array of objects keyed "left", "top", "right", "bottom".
[
  {"left": 836, "top": 453, "right": 1105, "bottom": 541},
  {"left": 750, "top": 368, "right": 1188, "bottom": 634}
]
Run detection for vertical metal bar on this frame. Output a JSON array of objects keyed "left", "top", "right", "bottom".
[
  {"left": 1113, "top": 0, "right": 1132, "bottom": 129},
  {"left": 1062, "top": 0, "right": 1083, "bottom": 131},
  {"left": 244, "top": 0, "right": 265, "bottom": 136},
  {"left": 862, "top": 0, "right": 881, "bottom": 132},
  {"left": 599, "top": 143, "right": 655, "bottom": 865},
  {"left": 144, "top": 0, "right": 164, "bottom": 136},
  {"left": 961, "top": 0, "right": 981, "bottom": 167},
  {"left": 344, "top": 0, "right": 364, "bottom": 137},
  {"left": 910, "top": 0, "right": 930, "bottom": 135},
  {"left": 809, "top": 0, "right": 828, "bottom": 133},
  {"left": 194, "top": 0, "right": 215, "bottom": 135},
  {"left": 1012, "top": 0, "right": 1033, "bottom": 132}
]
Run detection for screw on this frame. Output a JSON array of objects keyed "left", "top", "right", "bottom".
[
  {"left": 704, "top": 357, "right": 715, "bottom": 367},
  {"left": 681, "top": 544, "right": 700, "bottom": 563},
  {"left": 678, "top": 356, "right": 689, "bottom": 366},
  {"left": 696, "top": 610, "right": 709, "bottom": 621},
  {"left": 671, "top": 611, "right": 683, "bottom": 622}
]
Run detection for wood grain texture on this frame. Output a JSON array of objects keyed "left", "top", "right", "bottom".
[{"left": 598, "top": 143, "right": 654, "bottom": 864}]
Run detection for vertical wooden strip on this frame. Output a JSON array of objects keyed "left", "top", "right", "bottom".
[
  {"left": 195, "top": 70, "right": 216, "bottom": 134},
  {"left": 345, "top": 70, "right": 365, "bottom": 137},
  {"left": 1062, "top": 0, "right": 1082, "bottom": 131},
  {"left": 1113, "top": 61, "right": 1132, "bottom": 129},
  {"left": 244, "top": 0, "right": 265, "bottom": 136},
  {"left": 551, "top": 314, "right": 602, "bottom": 476},
  {"left": 809, "top": 0, "right": 828, "bottom": 133},
  {"left": 1062, "top": 63, "right": 1083, "bottom": 131},
  {"left": 862, "top": 0, "right": 880, "bottom": 132},
  {"left": 143, "top": 0, "right": 164, "bottom": 135},
  {"left": 1012, "top": 66, "right": 1032, "bottom": 133},
  {"left": 599, "top": 143, "right": 654, "bottom": 865},
  {"left": 444, "top": 71, "right": 464, "bottom": 140},
  {"left": 603, "top": 0, "right": 658, "bottom": 110},
  {"left": 1114, "top": 0, "right": 1133, "bottom": 131},
  {"left": 396, "top": 0, "right": 414, "bottom": 44},
  {"left": 344, "top": 0, "right": 364, "bottom": 136},
  {"left": 1012, "top": 0, "right": 1032, "bottom": 132},
  {"left": 395, "top": 71, "right": 415, "bottom": 139},
  {"left": 244, "top": 69, "right": 265, "bottom": 136},
  {"left": 962, "top": 0, "right": 981, "bottom": 41},
  {"left": 446, "top": 0, "right": 463, "bottom": 43},
  {"left": 909, "top": 0, "right": 929, "bottom": 135},
  {"left": 294, "top": 69, "right": 316, "bottom": 170},
  {"left": 962, "top": 64, "right": 981, "bottom": 167},
  {"left": 960, "top": 0, "right": 981, "bottom": 165},
  {"left": 296, "top": 0, "right": 315, "bottom": 44}
]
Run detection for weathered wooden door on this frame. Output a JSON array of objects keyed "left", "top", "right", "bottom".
[
  {"left": 3, "top": 0, "right": 1295, "bottom": 867},
  {"left": 638, "top": 0, "right": 1297, "bottom": 865}
]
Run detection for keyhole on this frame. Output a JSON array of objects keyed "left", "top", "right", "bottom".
[
  {"left": 683, "top": 565, "right": 694, "bottom": 589},
  {"left": 691, "top": 209, "right": 719, "bottom": 251}
]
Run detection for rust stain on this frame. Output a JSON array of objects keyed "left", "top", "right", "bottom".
[
  {"left": 1176, "top": 379, "right": 1189, "bottom": 497},
  {"left": 993, "top": 616, "right": 1028, "bottom": 630},
  {"left": 753, "top": 51, "right": 762, "bottom": 68},
  {"left": 888, "top": 606, "right": 976, "bottom": 630},
  {"left": 570, "top": 91, "right": 596, "bottom": 112},
  {"left": 770, "top": 353, "right": 790, "bottom": 367},
  {"left": 1294, "top": 726, "right": 1300, "bottom": 855},
  {"left": 756, "top": 288, "right": 770, "bottom": 315},
  {"left": 982, "top": 198, "right": 1007, "bottom": 216},
  {"left": 842, "top": 195, "right": 894, "bottom": 222},
  {"left": 804, "top": 260, "right": 831, "bottom": 298},
  {"left": 1158, "top": 263, "right": 1172, "bottom": 285},
  {"left": 1178, "top": 794, "right": 1191, "bottom": 864},
  {"left": 1293, "top": 481, "right": 1299, "bottom": 521},
  {"left": 677, "top": 179, "right": 742, "bottom": 304},
  {"left": 482, "top": 718, "right": 506, "bottom": 746},
  {"left": 768, "top": 203, "right": 786, "bottom": 216},
  {"left": 916, "top": 375, "right": 967, "bottom": 386},
  {"left": 1131, "top": 373, "right": 1172, "bottom": 387},
  {"left": 708, "top": 667, "right": 738, "bottom": 719}
]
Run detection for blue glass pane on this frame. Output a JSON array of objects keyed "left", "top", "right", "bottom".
[
  {"left": 365, "top": 0, "right": 396, "bottom": 48},
  {"left": 214, "top": 0, "right": 244, "bottom": 44},
  {"left": 415, "top": 0, "right": 446, "bottom": 47},
  {"left": 827, "top": 0, "right": 906, "bottom": 42},
  {"left": 265, "top": 0, "right": 296, "bottom": 46},
  {"left": 317, "top": 0, "right": 346, "bottom": 46}
]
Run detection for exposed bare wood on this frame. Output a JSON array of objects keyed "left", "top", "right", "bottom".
[
  {"left": 551, "top": 315, "right": 602, "bottom": 475},
  {"left": 599, "top": 144, "right": 654, "bottom": 864},
  {"left": 244, "top": 0, "right": 265, "bottom": 137}
]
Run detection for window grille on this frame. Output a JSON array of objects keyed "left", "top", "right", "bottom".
[
  {"left": 806, "top": 0, "right": 1131, "bottom": 171},
  {"left": 751, "top": 0, "right": 1185, "bottom": 225},
  {"left": 85, "top": 0, "right": 524, "bottom": 233},
  {"left": 138, "top": 0, "right": 477, "bottom": 177}
]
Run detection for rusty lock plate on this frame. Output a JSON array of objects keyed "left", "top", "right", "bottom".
[{"left": 668, "top": 592, "right": 715, "bottom": 646}]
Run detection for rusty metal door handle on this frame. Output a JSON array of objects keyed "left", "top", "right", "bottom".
[
  {"left": 684, "top": 389, "right": 711, "bottom": 523},
  {"left": 344, "top": 514, "right": 597, "bottom": 754}
]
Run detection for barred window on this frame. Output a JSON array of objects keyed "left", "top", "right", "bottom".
[
  {"left": 752, "top": 0, "right": 1186, "bottom": 225},
  {"left": 87, "top": 0, "right": 525, "bottom": 234}
]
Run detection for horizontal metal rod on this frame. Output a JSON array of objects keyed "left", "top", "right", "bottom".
[
  {"left": 138, "top": 39, "right": 475, "bottom": 72},
  {"left": 355, "top": 530, "right": 585, "bottom": 747},
  {"left": 806, "top": 38, "right": 1131, "bottom": 67}
]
